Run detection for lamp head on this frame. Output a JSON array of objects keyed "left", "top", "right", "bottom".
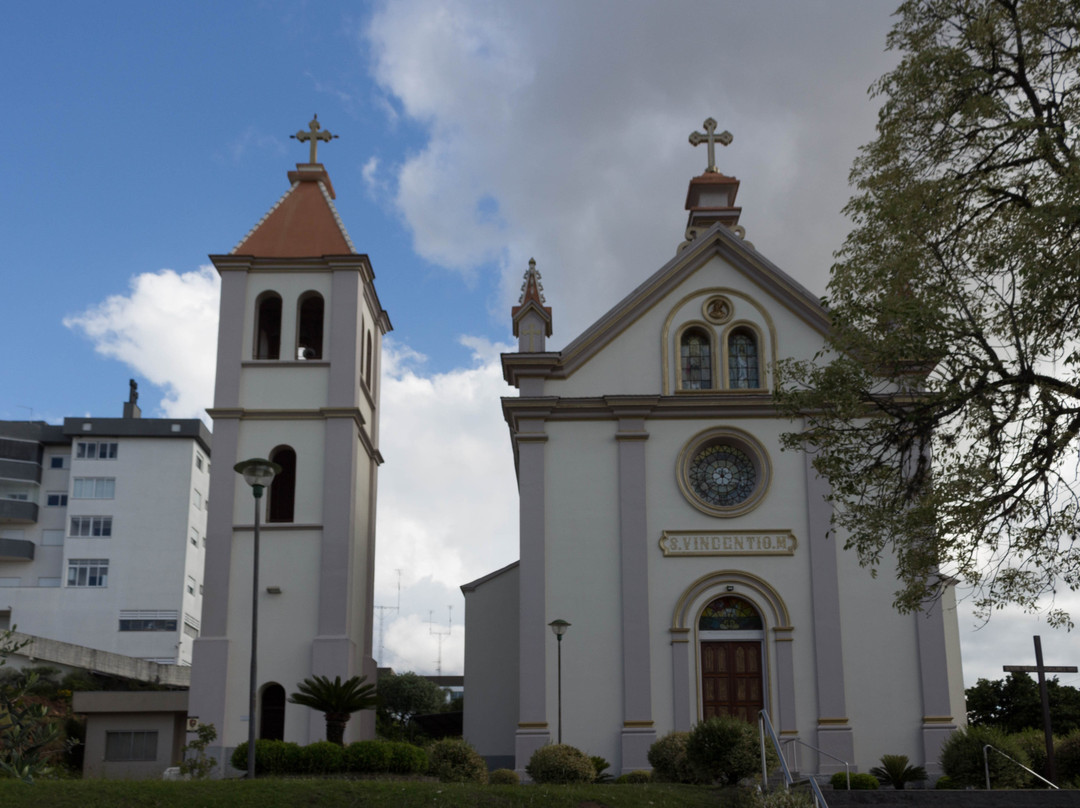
[
  {"left": 233, "top": 458, "right": 282, "bottom": 497},
  {"left": 548, "top": 619, "right": 571, "bottom": 639}
]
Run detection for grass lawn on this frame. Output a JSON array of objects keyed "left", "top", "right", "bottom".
[{"left": 0, "top": 779, "right": 732, "bottom": 808}]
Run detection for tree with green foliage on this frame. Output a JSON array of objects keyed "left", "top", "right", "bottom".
[
  {"left": 966, "top": 672, "right": 1080, "bottom": 734},
  {"left": 375, "top": 671, "right": 447, "bottom": 740},
  {"left": 777, "top": 0, "right": 1080, "bottom": 624},
  {"left": 288, "top": 674, "right": 377, "bottom": 746},
  {"left": 0, "top": 629, "right": 63, "bottom": 781}
]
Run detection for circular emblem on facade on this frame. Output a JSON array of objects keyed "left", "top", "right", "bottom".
[
  {"left": 702, "top": 295, "right": 733, "bottom": 325},
  {"left": 677, "top": 428, "right": 770, "bottom": 517}
]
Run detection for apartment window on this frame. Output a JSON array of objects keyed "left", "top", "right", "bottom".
[
  {"left": 41, "top": 530, "right": 64, "bottom": 546},
  {"left": 70, "top": 516, "right": 113, "bottom": 537},
  {"left": 195, "top": 454, "right": 204, "bottom": 471},
  {"left": 190, "top": 528, "right": 198, "bottom": 547},
  {"left": 72, "top": 478, "right": 114, "bottom": 499},
  {"left": 186, "top": 575, "right": 197, "bottom": 596},
  {"left": 105, "top": 731, "right": 158, "bottom": 762},
  {"left": 38, "top": 578, "right": 61, "bottom": 588},
  {"left": 0, "top": 578, "right": 21, "bottom": 588},
  {"left": 119, "top": 610, "right": 178, "bottom": 632},
  {"left": 193, "top": 490, "right": 202, "bottom": 510},
  {"left": 76, "top": 441, "right": 118, "bottom": 460},
  {"left": 50, "top": 456, "right": 68, "bottom": 469},
  {"left": 7, "top": 492, "right": 28, "bottom": 501},
  {"left": 67, "top": 559, "right": 108, "bottom": 587},
  {"left": 46, "top": 493, "right": 68, "bottom": 507}
]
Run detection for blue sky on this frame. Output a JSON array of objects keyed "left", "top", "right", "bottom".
[{"left": 3, "top": 0, "right": 1075, "bottom": 684}]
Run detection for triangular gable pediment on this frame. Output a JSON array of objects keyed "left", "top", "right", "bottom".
[{"left": 534, "top": 223, "right": 829, "bottom": 380}]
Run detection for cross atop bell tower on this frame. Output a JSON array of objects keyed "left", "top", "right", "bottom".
[{"left": 291, "top": 114, "right": 338, "bottom": 165}]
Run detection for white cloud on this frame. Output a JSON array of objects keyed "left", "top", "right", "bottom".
[
  {"left": 364, "top": 0, "right": 898, "bottom": 341},
  {"left": 63, "top": 267, "right": 220, "bottom": 421}
]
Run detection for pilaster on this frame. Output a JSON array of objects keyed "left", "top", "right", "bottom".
[
  {"left": 915, "top": 603, "right": 958, "bottom": 776},
  {"left": 804, "top": 433, "right": 854, "bottom": 772},
  {"left": 515, "top": 418, "right": 551, "bottom": 772},
  {"left": 615, "top": 413, "right": 655, "bottom": 771}
]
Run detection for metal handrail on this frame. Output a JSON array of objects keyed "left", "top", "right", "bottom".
[
  {"left": 760, "top": 710, "right": 829, "bottom": 808},
  {"left": 983, "top": 744, "right": 1058, "bottom": 790},
  {"left": 781, "top": 736, "right": 851, "bottom": 790}
]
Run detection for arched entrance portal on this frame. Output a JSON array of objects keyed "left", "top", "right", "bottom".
[
  {"left": 698, "top": 596, "right": 764, "bottom": 722},
  {"left": 260, "top": 683, "right": 286, "bottom": 741}
]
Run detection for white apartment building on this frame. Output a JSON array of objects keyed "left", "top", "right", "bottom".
[{"left": 0, "top": 387, "right": 211, "bottom": 664}]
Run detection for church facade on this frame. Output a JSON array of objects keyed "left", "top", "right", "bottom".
[{"left": 462, "top": 123, "right": 965, "bottom": 777}]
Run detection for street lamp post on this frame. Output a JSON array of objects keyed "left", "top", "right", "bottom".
[
  {"left": 548, "top": 619, "right": 571, "bottom": 744},
  {"left": 234, "top": 458, "right": 280, "bottom": 779}
]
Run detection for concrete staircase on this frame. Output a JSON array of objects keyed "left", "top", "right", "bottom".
[{"left": 824, "top": 790, "right": 1080, "bottom": 807}]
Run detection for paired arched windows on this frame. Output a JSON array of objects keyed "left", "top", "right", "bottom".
[
  {"left": 680, "top": 329, "right": 713, "bottom": 390},
  {"left": 268, "top": 446, "right": 296, "bottom": 523},
  {"left": 255, "top": 293, "right": 283, "bottom": 360},
  {"left": 678, "top": 325, "right": 762, "bottom": 391},
  {"left": 297, "top": 293, "right": 324, "bottom": 360},
  {"left": 253, "top": 290, "right": 325, "bottom": 361}
]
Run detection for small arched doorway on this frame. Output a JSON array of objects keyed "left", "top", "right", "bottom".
[
  {"left": 698, "top": 596, "right": 764, "bottom": 722},
  {"left": 260, "top": 683, "right": 286, "bottom": 741}
]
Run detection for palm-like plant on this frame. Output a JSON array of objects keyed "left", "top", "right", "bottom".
[
  {"left": 288, "top": 674, "right": 377, "bottom": 746},
  {"left": 869, "top": 754, "right": 927, "bottom": 790}
]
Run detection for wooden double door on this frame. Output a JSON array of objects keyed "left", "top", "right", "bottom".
[{"left": 701, "top": 641, "right": 763, "bottom": 722}]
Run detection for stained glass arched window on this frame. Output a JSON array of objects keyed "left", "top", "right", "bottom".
[
  {"left": 698, "top": 597, "right": 763, "bottom": 631},
  {"left": 728, "top": 330, "right": 759, "bottom": 389},
  {"left": 680, "top": 329, "right": 713, "bottom": 390}
]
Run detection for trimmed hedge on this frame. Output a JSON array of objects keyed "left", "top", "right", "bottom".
[
  {"left": 685, "top": 716, "right": 762, "bottom": 785},
  {"left": 829, "top": 771, "right": 878, "bottom": 790},
  {"left": 525, "top": 744, "right": 595, "bottom": 784},
  {"left": 616, "top": 770, "right": 652, "bottom": 784},
  {"left": 648, "top": 731, "right": 697, "bottom": 783},
  {"left": 488, "top": 768, "right": 519, "bottom": 785},
  {"left": 344, "top": 740, "right": 392, "bottom": 773},
  {"left": 231, "top": 738, "right": 426, "bottom": 776},
  {"left": 427, "top": 738, "right": 488, "bottom": 784}
]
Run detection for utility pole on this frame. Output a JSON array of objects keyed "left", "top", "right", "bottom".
[{"left": 428, "top": 606, "right": 452, "bottom": 676}]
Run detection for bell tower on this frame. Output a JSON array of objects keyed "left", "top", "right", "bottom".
[{"left": 189, "top": 116, "right": 391, "bottom": 763}]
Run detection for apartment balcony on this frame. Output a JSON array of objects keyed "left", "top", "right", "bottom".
[
  {"left": 0, "top": 537, "right": 34, "bottom": 562},
  {"left": 0, "top": 500, "right": 38, "bottom": 523},
  {"left": 0, "top": 459, "right": 41, "bottom": 484}
]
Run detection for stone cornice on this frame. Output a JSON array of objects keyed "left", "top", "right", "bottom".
[{"left": 501, "top": 392, "right": 781, "bottom": 429}]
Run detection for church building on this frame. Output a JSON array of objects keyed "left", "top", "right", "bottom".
[
  {"left": 188, "top": 117, "right": 391, "bottom": 763},
  {"left": 462, "top": 120, "right": 966, "bottom": 778}
]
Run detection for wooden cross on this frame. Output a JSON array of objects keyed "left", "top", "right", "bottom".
[
  {"left": 689, "top": 118, "right": 733, "bottom": 173},
  {"left": 291, "top": 114, "right": 338, "bottom": 164},
  {"left": 1003, "top": 635, "right": 1078, "bottom": 784},
  {"left": 520, "top": 322, "right": 544, "bottom": 352}
]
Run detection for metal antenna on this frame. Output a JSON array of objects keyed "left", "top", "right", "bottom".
[
  {"left": 374, "top": 569, "right": 402, "bottom": 664},
  {"left": 428, "top": 605, "right": 452, "bottom": 676}
]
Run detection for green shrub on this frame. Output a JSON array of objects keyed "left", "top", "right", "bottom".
[
  {"left": 761, "top": 790, "right": 816, "bottom": 807},
  {"left": 230, "top": 739, "right": 301, "bottom": 775},
  {"left": 489, "top": 768, "right": 519, "bottom": 785},
  {"left": 1012, "top": 729, "right": 1052, "bottom": 782},
  {"left": 648, "top": 731, "right": 698, "bottom": 783},
  {"left": 427, "top": 737, "right": 488, "bottom": 783},
  {"left": 615, "top": 769, "right": 652, "bottom": 784},
  {"left": 590, "top": 755, "right": 613, "bottom": 783},
  {"left": 1056, "top": 730, "right": 1080, "bottom": 784},
  {"left": 300, "top": 741, "right": 345, "bottom": 774},
  {"left": 685, "top": 716, "right": 763, "bottom": 785},
  {"left": 829, "top": 771, "right": 878, "bottom": 789},
  {"left": 525, "top": 744, "right": 595, "bottom": 784},
  {"left": 386, "top": 741, "right": 428, "bottom": 774},
  {"left": 936, "top": 775, "right": 958, "bottom": 789},
  {"left": 940, "top": 725, "right": 1030, "bottom": 789},
  {"left": 869, "top": 754, "right": 927, "bottom": 789},
  {"left": 344, "top": 739, "right": 392, "bottom": 773}
]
